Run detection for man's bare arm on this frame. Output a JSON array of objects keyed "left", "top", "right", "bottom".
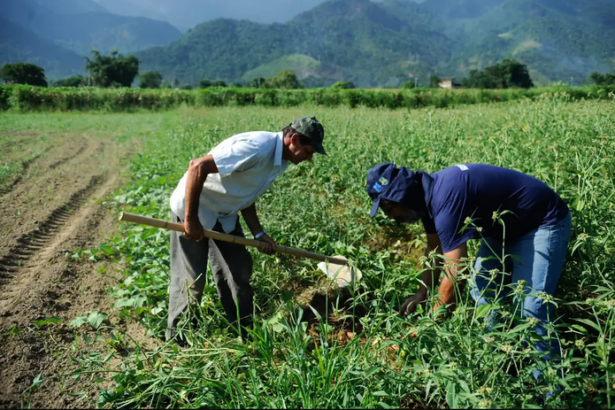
[
  {"left": 240, "top": 203, "right": 276, "bottom": 255},
  {"left": 417, "top": 233, "right": 444, "bottom": 294},
  {"left": 432, "top": 243, "right": 468, "bottom": 312},
  {"left": 184, "top": 154, "right": 219, "bottom": 241},
  {"left": 400, "top": 233, "right": 443, "bottom": 316}
]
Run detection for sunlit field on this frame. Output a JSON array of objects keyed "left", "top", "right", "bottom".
[{"left": 6, "top": 95, "right": 615, "bottom": 408}]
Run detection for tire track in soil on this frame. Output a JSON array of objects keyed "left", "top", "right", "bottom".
[
  {"left": 0, "top": 151, "right": 46, "bottom": 197},
  {"left": 0, "top": 173, "right": 116, "bottom": 409},
  {"left": 0, "top": 132, "right": 145, "bottom": 409},
  {"left": 0, "top": 136, "right": 98, "bottom": 259},
  {"left": 48, "top": 145, "right": 87, "bottom": 170},
  {"left": 0, "top": 170, "right": 158, "bottom": 410},
  {"left": 1, "top": 135, "right": 89, "bottom": 197},
  {"left": 0, "top": 175, "right": 104, "bottom": 288}
]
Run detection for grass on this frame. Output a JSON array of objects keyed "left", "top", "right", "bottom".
[{"left": 7, "top": 94, "right": 615, "bottom": 408}]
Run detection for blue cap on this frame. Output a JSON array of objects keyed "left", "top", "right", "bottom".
[
  {"left": 366, "top": 162, "right": 397, "bottom": 217},
  {"left": 366, "top": 162, "right": 432, "bottom": 217}
]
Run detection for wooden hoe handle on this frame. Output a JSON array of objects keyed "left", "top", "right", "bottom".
[{"left": 119, "top": 212, "right": 349, "bottom": 266}]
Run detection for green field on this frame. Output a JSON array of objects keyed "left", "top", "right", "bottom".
[
  {"left": 2, "top": 84, "right": 615, "bottom": 113},
  {"left": 8, "top": 96, "right": 615, "bottom": 408}
]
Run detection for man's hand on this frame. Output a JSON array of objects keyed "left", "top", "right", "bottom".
[
  {"left": 184, "top": 217, "right": 205, "bottom": 242},
  {"left": 256, "top": 234, "right": 277, "bottom": 255},
  {"left": 400, "top": 292, "right": 427, "bottom": 317}
]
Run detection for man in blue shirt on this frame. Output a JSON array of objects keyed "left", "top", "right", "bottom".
[{"left": 366, "top": 163, "right": 571, "bottom": 359}]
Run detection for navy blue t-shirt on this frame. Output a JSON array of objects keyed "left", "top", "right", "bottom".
[{"left": 421, "top": 164, "right": 569, "bottom": 253}]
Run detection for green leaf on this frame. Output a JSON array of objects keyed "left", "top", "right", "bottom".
[
  {"left": 372, "top": 391, "right": 388, "bottom": 397},
  {"left": 100, "top": 244, "right": 115, "bottom": 255},
  {"left": 32, "top": 373, "right": 43, "bottom": 388},
  {"left": 569, "top": 324, "right": 589, "bottom": 335},
  {"left": 34, "top": 316, "right": 62, "bottom": 326},
  {"left": 70, "top": 311, "right": 109, "bottom": 330},
  {"left": 446, "top": 382, "right": 457, "bottom": 409},
  {"left": 574, "top": 318, "right": 602, "bottom": 333},
  {"left": 151, "top": 307, "right": 164, "bottom": 315},
  {"left": 87, "top": 311, "right": 109, "bottom": 330},
  {"left": 70, "top": 316, "right": 89, "bottom": 328},
  {"left": 114, "top": 295, "right": 147, "bottom": 309},
  {"left": 281, "top": 290, "right": 294, "bottom": 301},
  {"left": 475, "top": 303, "right": 492, "bottom": 319},
  {"left": 6, "top": 326, "right": 22, "bottom": 336},
  {"left": 272, "top": 323, "right": 286, "bottom": 333}
]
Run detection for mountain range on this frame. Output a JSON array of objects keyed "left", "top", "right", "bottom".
[
  {"left": 1, "top": 0, "right": 614, "bottom": 86},
  {"left": 93, "top": 0, "right": 348, "bottom": 30},
  {"left": 1, "top": 0, "right": 180, "bottom": 78}
]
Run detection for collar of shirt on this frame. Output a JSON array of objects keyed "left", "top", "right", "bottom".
[{"left": 274, "top": 131, "right": 284, "bottom": 166}]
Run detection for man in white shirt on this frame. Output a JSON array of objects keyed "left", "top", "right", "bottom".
[{"left": 167, "top": 116, "right": 326, "bottom": 343}]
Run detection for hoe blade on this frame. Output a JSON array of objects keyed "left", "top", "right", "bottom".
[{"left": 317, "top": 255, "right": 363, "bottom": 288}]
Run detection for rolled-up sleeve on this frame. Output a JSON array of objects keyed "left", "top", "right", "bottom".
[{"left": 210, "top": 138, "right": 264, "bottom": 177}]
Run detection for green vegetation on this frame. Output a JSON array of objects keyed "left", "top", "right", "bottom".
[
  {"left": 462, "top": 59, "right": 533, "bottom": 89},
  {"left": 437, "top": 0, "right": 615, "bottom": 85},
  {"left": 401, "top": 80, "right": 417, "bottom": 90},
  {"left": 241, "top": 54, "right": 343, "bottom": 86},
  {"left": 2, "top": 0, "right": 614, "bottom": 85},
  {"left": 52, "top": 75, "right": 87, "bottom": 87},
  {"left": 0, "top": 63, "right": 48, "bottom": 87},
  {"left": 246, "top": 78, "right": 267, "bottom": 89},
  {"left": 422, "top": 0, "right": 506, "bottom": 19},
  {"left": 265, "top": 71, "right": 303, "bottom": 89},
  {"left": 85, "top": 50, "right": 139, "bottom": 88},
  {"left": 0, "top": 17, "right": 84, "bottom": 80},
  {"left": 590, "top": 71, "right": 615, "bottom": 86},
  {"left": 198, "top": 79, "right": 228, "bottom": 89},
  {"left": 430, "top": 74, "right": 442, "bottom": 88},
  {"left": 14, "top": 95, "right": 613, "bottom": 408},
  {"left": 133, "top": 0, "right": 614, "bottom": 87},
  {"left": 139, "top": 71, "right": 163, "bottom": 89},
  {"left": 331, "top": 81, "right": 355, "bottom": 90},
  {"left": 3, "top": 84, "right": 614, "bottom": 113},
  {"left": 134, "top": 0, "right": 447, "bottom": 87}
]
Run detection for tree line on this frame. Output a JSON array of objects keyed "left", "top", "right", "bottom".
[{"left": 2, "top": 51, "right": 615, "bottom": 90}]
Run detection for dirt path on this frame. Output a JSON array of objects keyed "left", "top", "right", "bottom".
[{"left": 0, "top": 132, "right": 153, "bottom": 408}]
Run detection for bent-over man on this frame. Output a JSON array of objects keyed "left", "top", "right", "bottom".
[
  {"left": 365, "top": 162, "right": 571, "bottom": 361},
  {"left": 168, "top": 116, "right": 327, "bottom": 343}
]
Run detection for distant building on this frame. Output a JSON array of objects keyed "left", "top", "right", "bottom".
[{"left": 438, "top": 77, "right": 461, "bottom": 89}]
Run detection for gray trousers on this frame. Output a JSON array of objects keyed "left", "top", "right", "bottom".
[{"left": 166, "top": 212, "right": 254, "bottom": 340}]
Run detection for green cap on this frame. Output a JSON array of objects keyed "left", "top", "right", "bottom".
[{"left": 290, "top": 115, "right": 326, "bottom": 155}]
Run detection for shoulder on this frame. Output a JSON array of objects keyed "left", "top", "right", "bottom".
[
  {"left": 237, "top": 131, "right": 279, "bottom": 143},
  {"left": 430, "top": 166, "right": 469, "bottom": 206},
  {"left": 221, "top": 131, "right": 277, "bottom": 145},
  {"left": 214, "top": 131, "right": 278, "bottom": 154}
]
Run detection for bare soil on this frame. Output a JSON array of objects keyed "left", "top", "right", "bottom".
[{"left": 0, "top": 132, "right": 154, "bottom": 409}]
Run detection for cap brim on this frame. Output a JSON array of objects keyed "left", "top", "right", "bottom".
[
  {"left": 370, "top": 197, "right": 381, "bottom": 217},
  {"left": 313, "top": 143, "right": 327, "bottom": 155}
]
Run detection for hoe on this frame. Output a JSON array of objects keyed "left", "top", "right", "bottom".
[{"left": 119, "top": 212, "right": 362, "bottom": 288}]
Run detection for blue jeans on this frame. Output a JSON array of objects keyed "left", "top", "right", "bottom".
[{"left": 470, "top": 212, "right": 572, "bottom": 359}]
